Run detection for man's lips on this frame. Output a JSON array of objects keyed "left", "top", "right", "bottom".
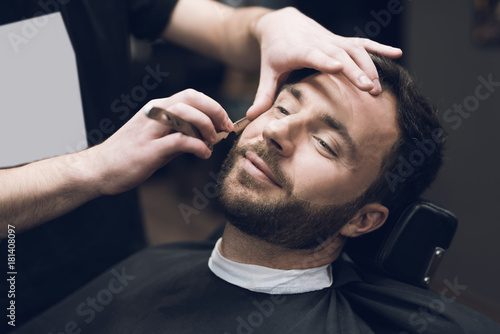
[{"left": 242, "top": 151, "right": 281, "bottom": 187}]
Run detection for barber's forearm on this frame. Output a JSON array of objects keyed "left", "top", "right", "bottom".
[
  {"left": 222, "top": 5, "right": 271, "bottom": 71},
  {"left": 163, "top": 0, "right": 270, "bottom": 71},
  {"left": 0, "top": 87, "right": 234, "bottom": 235},
  {"left": 0, "top": 150, "right": 100, "bottom": 234}
]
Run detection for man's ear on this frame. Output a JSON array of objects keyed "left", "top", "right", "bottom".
[{"left": 339, "top": 203, "right": 389, "bottom": 238}]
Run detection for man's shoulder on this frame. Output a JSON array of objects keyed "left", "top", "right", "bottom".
[
  {"left": 333, "top": 255, "right": 500, "bottom": 333},
  {"left": 119, "top": 239, "right": 216, "bottom": 272}
]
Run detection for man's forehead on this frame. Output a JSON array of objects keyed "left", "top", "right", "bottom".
[
  {"left": 278, "top": 72, "right": 399, "bottom": 163},
  {"left": 278, "top": 73, "right": 353, "bottom": 108},
  {"left": 280, "top": 72, "right": 396, "bottom": 121},
  {"left": 291, "top": 72, "right": 351, "bottom": 93}
]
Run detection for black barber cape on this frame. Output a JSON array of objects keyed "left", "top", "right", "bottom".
[
  {"left": 14, "top": 241, "right": 500, "bottom": 334},
  {"left": 0, "top": 0, "right": 178, "bottom": 331}
]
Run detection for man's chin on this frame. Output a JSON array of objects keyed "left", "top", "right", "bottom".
[{"left": 219, "top": 183, "right": 281, "bottom": 213}]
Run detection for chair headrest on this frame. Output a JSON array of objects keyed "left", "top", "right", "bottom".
[{"left": 344, "top": 200, "right": 458, "bottom": 288}]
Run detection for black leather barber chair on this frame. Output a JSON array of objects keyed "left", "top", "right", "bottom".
[{"left": 344, "top": 200, "right": 457, "bottom": 288}]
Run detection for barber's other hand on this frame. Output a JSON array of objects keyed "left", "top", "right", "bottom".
[
  {"left": 246, "top": 7, "right": 403, "bottom": 120},
  {"left": 85, "top": 89, "right": 233, "bottom": 195}
]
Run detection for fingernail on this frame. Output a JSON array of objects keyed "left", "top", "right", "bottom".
[
  {"left": 247, "top": 104, "right": 255, "bottom": 115},
  {"left": 359, "top": 75, "right": 372, "bottom": 87},
  {"left": 226, "top": 118, "right": 234, "bottom": 131}
]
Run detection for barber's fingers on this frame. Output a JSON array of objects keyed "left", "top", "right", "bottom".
[
  {"left": 342, "top": 47, "right": 382, "bottom": 94},
  {"left": 296, "top": 46, "right": 379, "bottom": 92},
  {"left": 247, "top": 43, "right": 401, "bottom": 120},
  {"left": 246, "top": 65, "right": 282, "bottom": 121},
  {"left": 156, "top": 89, "right": 233, "bottom": 133},
  {"left": 293, "top": 48, "right": 345, "bottom": 74},
  {"left": 361, "top": 38, "right": 403, "bottom": 58},
  {"left": 246, "top": 48, "right": 353, "bottom": 120},
  {"left": 363, "top": 40, "right": 402, "bottom": 95},
  {"left": 247, "top": 51, "right": 338, "bottom": 120},
  {"left": 331, "top": 38, "right": 402, "bottom": 95},
  {"left": 163, "top": 102, "right": 219, "bottom": 143},
  {"left": 325, "top": 46, "right": 377, "bottom": 91},
  {"left": 153, "top": 132, "right": 213, "bottom": 161}
]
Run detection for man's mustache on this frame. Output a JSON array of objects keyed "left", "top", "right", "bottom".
[{"left": 234, "top": 141, "right": 293, "bottom": 194}]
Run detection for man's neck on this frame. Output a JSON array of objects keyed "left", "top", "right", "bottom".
[{"left": 219, "top": 223, "right": 346, "bottom": 270}]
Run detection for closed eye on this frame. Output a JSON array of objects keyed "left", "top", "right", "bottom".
[
  {"left": 314, "top": 136, "right": 338, "bottom": 157},
  {"left": 275, "top": 106, "right": 290, "bottom": 116}
]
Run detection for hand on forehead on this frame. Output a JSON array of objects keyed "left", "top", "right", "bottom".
[{"left": 269, "top": 72, "right": 400, "bottom": 161}]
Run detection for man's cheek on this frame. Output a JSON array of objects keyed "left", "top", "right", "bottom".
[{"left": 294, "top": 181, "right": 338, "bottom": 206}]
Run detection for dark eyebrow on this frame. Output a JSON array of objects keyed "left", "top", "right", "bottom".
[
  {"left": 282, "top": 84, "right": 303, "bottom": 103},
  {"left": 317, "top": 113, "right": 358, "bottom": 160},
  {"left": 281, "top": 84, "right": 358, "bottom": 160}
]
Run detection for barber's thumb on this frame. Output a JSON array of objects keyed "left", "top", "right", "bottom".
[{"left": 246, "top": 80, "right": 276, "bottom": 120}]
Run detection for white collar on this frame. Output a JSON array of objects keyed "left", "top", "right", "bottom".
[{"left": 208, "top": 238, "right": 333, "bottom": 294}]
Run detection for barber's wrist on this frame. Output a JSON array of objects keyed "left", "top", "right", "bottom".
[
  {"left": 250, "top": 7, "right": 297, "bottom": 43},
  {"left": 63, "top": 147, "right": 105, "bottom": 198},
  {"left": 248, "top": 6, "right": 273, "bottom": 44}
]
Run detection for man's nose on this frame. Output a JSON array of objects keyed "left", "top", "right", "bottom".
[{"left": 262, "top": 116, "right": 301, "bottom": 157}]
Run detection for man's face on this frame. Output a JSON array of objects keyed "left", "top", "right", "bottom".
[{"left": 217, "top": 73, "right": 399, "bottom": 249}]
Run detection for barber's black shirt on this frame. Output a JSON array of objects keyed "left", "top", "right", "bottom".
[{"left": 0, "top": 0, "right": 177, "bottom": 331}]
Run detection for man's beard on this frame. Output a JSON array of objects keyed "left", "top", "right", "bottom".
[{"left": 216, "top": 139, "right": 366, "bottom": 250}]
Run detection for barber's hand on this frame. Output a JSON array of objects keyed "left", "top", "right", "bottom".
[
  {"left": 246, "top": 7, "right": 403, "bottom": 120},
  {"left": 86, "top": 89, "right": 233, "bottom": 195}
]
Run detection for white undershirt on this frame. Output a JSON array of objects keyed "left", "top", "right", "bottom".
[{"left": 208, "top": 238, "right": 333, "bottom": 294}]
